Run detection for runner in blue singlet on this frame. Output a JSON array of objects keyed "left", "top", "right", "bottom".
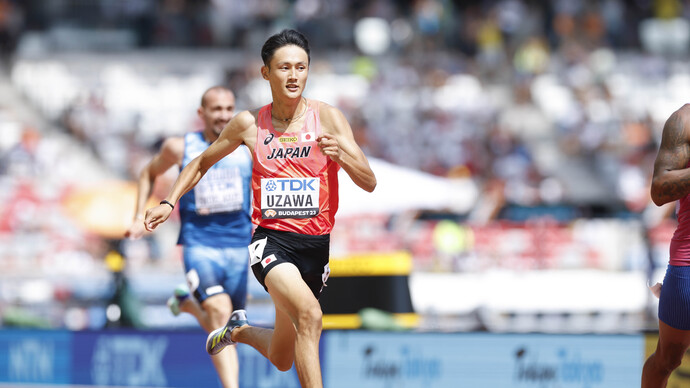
[{"left": 125, "top": 86, "right": 251, "bottom": 388}]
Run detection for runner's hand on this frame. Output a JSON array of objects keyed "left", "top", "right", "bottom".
[
  {"left": 317, "top": 133, "right": 341, "bottom": 162},
  {"left": 125, "top": 218, "right": 146, "bottom": 239},
  {"left": 145, "top": 204, "right": 173, "bottom": 232}
]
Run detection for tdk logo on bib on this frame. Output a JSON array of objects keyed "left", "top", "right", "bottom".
[
  {"left": 261, "top": 177, "right": 319, "bottom": 219},
  {"left": 265, "top": 179, "right": 317, "bottom": 192}
]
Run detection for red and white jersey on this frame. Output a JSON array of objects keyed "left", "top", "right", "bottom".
[
  {"left": 252, "top": 99, "right": 340, "bottom": 235},
  {"left": 671, "top": 161, "right": 690, "bottom": 265}
]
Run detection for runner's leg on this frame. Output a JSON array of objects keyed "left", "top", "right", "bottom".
[
  {"left": 182, "top": 245, "right": 241, "bottom": 388},
  {"left": 642, "top": 320, "right": 690, "bottom": 388},
  {"left": 231, "top": 262, "right": 322, "bottom": 386},
  {"left": 265, "top": 263, "right": 323, "bottom": 388},
  {"left": 232, "top": 304, "right": 296, "bottom": 370}
]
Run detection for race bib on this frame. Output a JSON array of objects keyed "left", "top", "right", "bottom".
[
  {"left": 194, "top": 167, "right": 244, "bottom": 214},
  {"left": 261, "top": 177, "right": 319, "bottom": 219}
]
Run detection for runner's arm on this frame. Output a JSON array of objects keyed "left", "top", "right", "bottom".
[
  {"left": 318, "top": 104, "right": 376, "bottom": 192},
  {"left": 125, "top": 137, "right": 182, "bottom": 238},
  {"left": 145, "top": 111, "right": 254, "bottom": 230},
  {"left": 651, "top": 105, "right": 690, "bottom": 206}
]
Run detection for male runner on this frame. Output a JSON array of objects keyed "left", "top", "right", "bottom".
[
  {"left": 144, "top": 30, "right": 376, "bottom": 388},
  {"left": 127, "top": 86, "right": 252, "bottom": 388}
]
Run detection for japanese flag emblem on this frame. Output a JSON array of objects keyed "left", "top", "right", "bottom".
[
  {"left": 261, "top": 254, "right": 277, "bottom": 268},
  {"left": 301, "top": 132, "right": 316, "bottom": 142}
]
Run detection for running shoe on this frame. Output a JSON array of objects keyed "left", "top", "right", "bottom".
[
  {"left": 206, "top": 309, "right": 248, "bottom": 355},
  {"left": 166, "top": 283, "right": 190, "bottom": 316}
]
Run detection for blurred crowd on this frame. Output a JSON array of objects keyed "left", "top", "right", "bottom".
[
  {"left": 0, "top": 0, "right": 688, "bottom": 328},
  {"left": 8, "top": 0, "right": 687, "bottom": 210}
]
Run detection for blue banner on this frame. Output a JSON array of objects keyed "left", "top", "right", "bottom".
[
  {"left": 0, "top": 329, "right": 299, "bottom": 388},
  {"left": 322, "top": 331, "right": 643, "bottom": 388},
  {"left": 72, "top": 330, "right": 218, "bottom": 387},
  {"left": 70, "top": 330, "right": 299, "bottom": 388},
  {"left": 0, "top": 330, "right": 71, "bottom": 384},
  {"left": 0, "top": 329, "right": 643, "bottom": 387}
]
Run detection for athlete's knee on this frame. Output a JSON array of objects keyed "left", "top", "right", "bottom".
[
  {"left": 656, "top": 343, "right": 688, "bottom": 373},
  {"left": 295, "top": 303, "right": 322, "bottom": 334},
  {"left": 202, "top": 297, "right": 232, "bottom": 326},
  {"left": 269, "top": 352, "right": 295, "bottom": 372}
]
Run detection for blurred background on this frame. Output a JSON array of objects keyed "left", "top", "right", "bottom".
[{"left": 0, "top": 0, "right": 687, "bottom": 386}]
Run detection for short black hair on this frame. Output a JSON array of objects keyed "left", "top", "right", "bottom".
[{"left": 261, "top": 29, "right": 311, "bottom": 67}]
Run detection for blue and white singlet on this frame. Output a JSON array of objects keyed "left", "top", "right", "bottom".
[{"left": 177, "top": 131, "right": 253, "bottom": 248}]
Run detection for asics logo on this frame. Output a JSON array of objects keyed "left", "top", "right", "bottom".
[{"left": 264, "top": 133, "right": 274, "bottom": 145}]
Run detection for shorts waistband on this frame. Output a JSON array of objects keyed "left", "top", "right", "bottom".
[{"left": 255, "top": 226, "right": 330, "bottom": 242}]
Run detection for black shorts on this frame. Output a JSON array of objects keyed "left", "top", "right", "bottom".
[{"left": 249, "top": 226, "right": 331, "bottom": 299}]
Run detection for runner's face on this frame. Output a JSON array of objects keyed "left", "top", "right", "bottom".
[
  {"left": 199, "top": 90, "right": 235, "bottom": 137},
  {"left": 263, "top": 45, "right": 309, "bottom": 100}
]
